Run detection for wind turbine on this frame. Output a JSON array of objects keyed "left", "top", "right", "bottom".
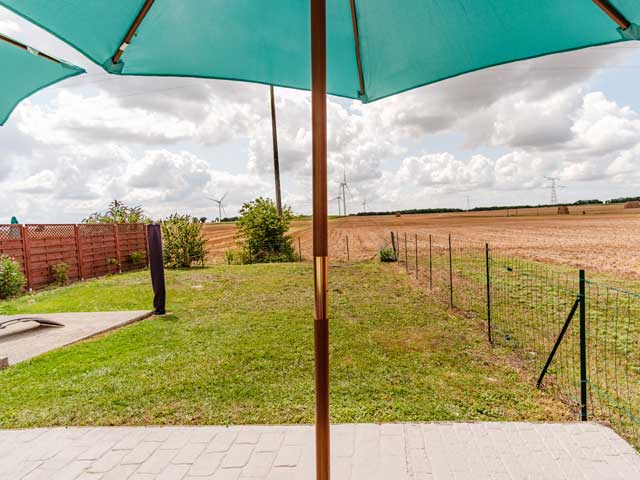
[
  {"left": 338, "top": 170, "right": 351, "bottom": 216},
  {"left": 206, "top": 192, "right": 228, "bottom": 221},
  {"left": 331, "top": 193, "right": 342, "bottom": 216}
]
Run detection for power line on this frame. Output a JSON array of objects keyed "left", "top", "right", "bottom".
[{"left": 544, "top": 176, "right": 567, "bottom": 205}]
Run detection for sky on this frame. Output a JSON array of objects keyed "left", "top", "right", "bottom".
[{"left": 1, "top": 8, "right": 640, "bottom": 223}]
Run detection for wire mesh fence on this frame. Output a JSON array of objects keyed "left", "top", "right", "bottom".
[
  {"left": 584, "top": 281, "right": 640, "bottom": 446},
  {"left": 391, "top": 230, "right": 640, "bottom": 447},
  {"left": 224, "top": 237, "right": 304, "bottom": 265}
]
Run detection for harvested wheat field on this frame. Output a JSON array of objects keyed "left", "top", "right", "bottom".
[{"left": 204, "top": 203, "right": 640, "bottom": 278}]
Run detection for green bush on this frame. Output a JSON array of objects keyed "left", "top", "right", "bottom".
[
  {"left": 161, "top": 215, "right": 208, "bottom": 268},
  {"left": 106, "top": 258, "right": 120, "bottom": 274},
  {"left": 0, "top": 256, "right": 26, "bottom": 299},
  {"left": 83, "top": 200, "right": 150, "bottom": 224},
  {"left": 379, "top": 246, "right": 397, "bottom": 262},
  {"left": 129, "top": 251, "right": 144, "bottom": 265},
  {"left": 236, "top": 197, "right": 295, "bottom": 263},
  {"left": 225, "top": 249, "right": 236, "bottom": 265},
  {"left": 225, "top": 249, "right": 248, "bottom": 265},
  {"left": 50, "top": 262, "right": 69, "bottom": 286}
]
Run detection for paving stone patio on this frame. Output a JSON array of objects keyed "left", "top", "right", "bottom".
[
  {"left": 1, "top": 422, "right": 639, "bottom": 479},
  {"left": 0, "top": 311, "right": 152, "bottom": 365}
]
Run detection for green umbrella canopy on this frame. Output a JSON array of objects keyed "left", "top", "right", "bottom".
[
  {"left": 0, "top": 32, "right": 84, "bottom": 125},
  {"left": 2, "top": 2, "right": 638, "bottom": 477},
  {"left": 0, "top": 1, "right": 637, "bottom": 103},
  {"left": 10, "top": 216, "right": 18, "bottom": 224}
]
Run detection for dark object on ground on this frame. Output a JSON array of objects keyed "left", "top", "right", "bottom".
[
  {"left": 0, "top": 317, "right": 64, "bottom": 330},
  {"left": 379, "top": 246, "right": 397, "bottom": 262},
  {"left": 148, "top": 224, "right": 166, "bottom": 315},
  {"left": 557, "top": 206, "right": 570, "bottom": 215}
]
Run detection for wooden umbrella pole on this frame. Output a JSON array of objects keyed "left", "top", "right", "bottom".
[
  {"left": 112, "top": 0, "right": 156, "bottom": 63},
  {"left": 0, "top": 32, "right": 61, "bottom": 64},
  {"left": 311, "top": 0, "right": 330, "bottom": 478},
  {"left": 592, "top": 0, "right": 631, "bottom": 29},
  {"left": 349, "top": 0, "right": 365, "bottom": 97}
]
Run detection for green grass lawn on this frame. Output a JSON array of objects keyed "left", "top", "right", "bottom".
[
  {"left": 0, "top": 262, "right": 568, "bottom": 428},
  {"left": 401, "top": 251, "right": 640, "bottom": 447}
]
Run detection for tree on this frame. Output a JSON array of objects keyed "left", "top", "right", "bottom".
[
  {"left": 83, "top": 200, "right": 150, "bottom": 224},
  {"left": 161, "top": 214, "right": 208, "bottom": 268},
  {"left": 236, "top": 197, "right": 294, "bottom": 263}
]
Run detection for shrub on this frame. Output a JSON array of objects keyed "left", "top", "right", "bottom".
[
  {"left": 379, "top": 246, "right": 397, "bottom": 262},
  {"left": 83, "top": 200, "right": 150, "bottom": 224},
  {"left": 50, "top": 262, "right": 70, "bottom": 286},
  {"left": 161, "top": 214, "right": 208, "bottom": 268},
  {"left": 224, "top": 249, "right": 249, "bottom": 265},
  {"left": 236, "top": 197, "right": 295, "bottom": 263},
  {"left": 107, "top": 258, "right": 120, "bottom": 273},
  {"left": 129, "top": 251, "right": 144, "bottom": 265},
  {"left": 0, "top": 256, "right": 25, "bottom": 299}
]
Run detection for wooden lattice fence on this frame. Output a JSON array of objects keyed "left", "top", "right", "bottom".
[{"left": 0, "top": 223, "right": 149, "bottom": 291}]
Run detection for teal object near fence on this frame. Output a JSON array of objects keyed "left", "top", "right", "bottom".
[
  {"left": 0, "top": 0, "right": 638, "bottom": 103},
  {"left": 0, "top": 33, "right": 84, "bottom": 125}
]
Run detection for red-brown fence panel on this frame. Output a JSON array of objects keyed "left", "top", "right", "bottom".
[
  {"left": 1, "top": 223, "right": 149, "bottom": 291},
  {"left": 26, "top": 224, "right": 80, "bottom": 290},
  {"left": 78, "top": 224, "right": 119, "bottom": 279},
  {"left": 0, "top": 225, "right": 28, "bottom": 286},
  {"left": 117, "top": 223, "right": 148, "bottom": 271}
]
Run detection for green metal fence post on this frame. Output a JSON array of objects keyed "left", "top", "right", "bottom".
[
  {"left": 579, "top": 269, "right": 588, "bottom": 421},
  {"left": 448, "top": 234, "right": 453, "bottom": 307},
  {"left": 485, "top": 242, "right": 492, "bottom": 344},
  {"left": 537, "top": 296, "right": 580, "bottom": 388}
]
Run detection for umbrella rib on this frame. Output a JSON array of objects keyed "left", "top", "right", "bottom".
[
  {"left": 0, "top": 32, "right": 61, "bottom": 64},
  {"left": 592, "top": 0, "right": 631, "bottom": 30},
  {"left": 112, "top": 0, "right": 156, "bottom": 64},
  {"left": 349, "top": 0, "right": 366, "bottom": 97}
]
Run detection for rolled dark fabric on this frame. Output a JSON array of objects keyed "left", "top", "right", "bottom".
[{"left": 147, "top": 223, "right": 166, "bottom": 315}]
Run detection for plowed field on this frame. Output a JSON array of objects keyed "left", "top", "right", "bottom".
[{"left": 204, "top": 204, "right": 640, "bottom": 278}]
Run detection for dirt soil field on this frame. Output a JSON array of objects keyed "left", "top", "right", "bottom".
[{"left": 204, "top": 204, "right": 640, "bottom": 278}]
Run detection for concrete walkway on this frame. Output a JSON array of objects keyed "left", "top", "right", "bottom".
[
  {"left": 0, "top": 311, "right": 152, "bottom": 365},
  {"left": 1, "top": 422, "right": 639, "bottom": 480}
]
